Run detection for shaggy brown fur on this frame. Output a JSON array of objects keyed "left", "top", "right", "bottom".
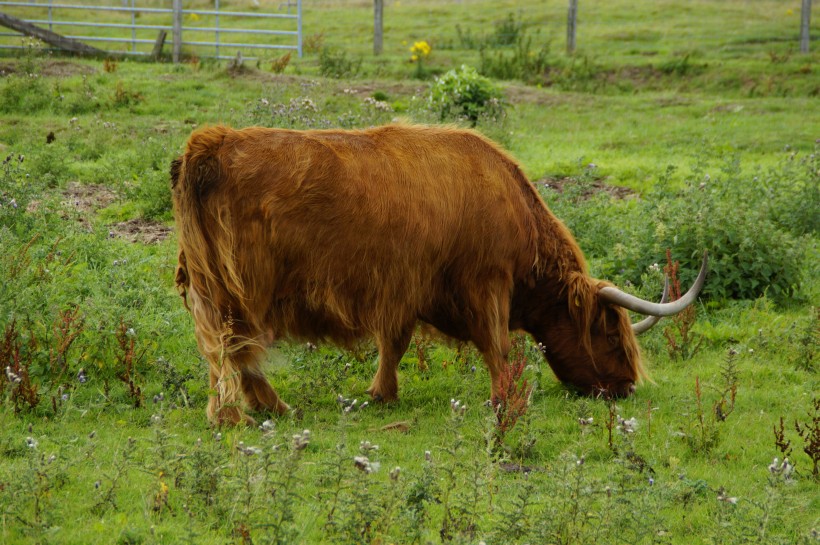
[{"left": 171, "top": 124, "right": 645, "bottom": 425}]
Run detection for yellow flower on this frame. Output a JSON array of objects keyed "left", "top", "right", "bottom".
[
  {"left": 410, "top": 41, "right": 431, "bottom": 58},
  {"left": 411, "top": 54, "right": 418, "bottom": 62}
]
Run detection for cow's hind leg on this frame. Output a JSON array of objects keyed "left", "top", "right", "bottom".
[
  {"left": 239, "top": 345, "right": 290, "bottom": 416},
  {"left": 368, "top": 325, "right": 414, "bottom": 402}
]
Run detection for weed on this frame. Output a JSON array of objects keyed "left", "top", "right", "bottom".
[
  {"left": 103, "top": 58, "right": 118, "bottom": 73},
  {"left": 318, "top": 47, "right": 362, "bottom": 79},
  {"left": 303, "top": 32, "right": 325, "bottom": 54},
  {"left": 114, "top": 319, "right": 145, "bottom": 408},
  {"left": 270, "top": 51, "right": 292, "bottom": 74},
  {"left": 93, "top": 436, "right": 137, "bottom": 514},
  {"left": 662, "top": 249, "right": 704, "bottom": 360},
  {"left": 113, "top": 80, "right": 144, "bottom": 108},
  {"left": 794, "top": 396, "right": 820, "bottom": 480},
  {"left": 479, "top": 31, "right": 551, "bottom": 84},
  {"left": 682, "top": 376, "right": 720, "bottom": 453},
  {"left": 493, "top": 335, "right": 533, "bottom": 448}
]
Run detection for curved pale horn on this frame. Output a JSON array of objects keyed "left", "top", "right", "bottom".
[
  {"left": 601, "top": 251, "right": 708, "bottom": 317},
  {"left": 631, "top": 276, "right": 669, "bottom": 334}
]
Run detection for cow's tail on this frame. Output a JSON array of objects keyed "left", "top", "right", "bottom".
[{"left": 171, "top": 125, "right": 245, "bottom": 310}]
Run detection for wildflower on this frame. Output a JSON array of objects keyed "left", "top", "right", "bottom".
[
  {"left": 26, "top": 437, "right": 38, "bottom": 449},
  {"left": 359, "top": 440, "right": 379, "bottom": 452},
  {"left": 293, "top": 429, "right": 311, "bottom": 451},
  {"left": 5, "top": 366, "right": 22, "bottom": 384},
  {"left": 616, "top": 415, "right": 638, "bottom": 434},
  {"left": 768, "top": 457, "right": 795, "bottom": 481},
  {"left": 424, "top": 450, "right": 432, "bottom": 462},
  {"left": 259, "top": 419, "right": 275, "bottom": 432},
  {"left": 389, "top": 466, "right": 401, "bottom": 481},
  {"left": 76, "top": 368, "right": 87, "bottom": 383},
  {"left": 237, "top": 441, "right": 263, "bottom": 456},
  {"left": 716, "top": 487, "right": 738, "bottom": 504},
  {"left": 151, "top": 414, "right": 162, "bottom": 424},
  {"left": 354, "top": 455, "right": 380, "bottom": 474},
  {"left": 410, "top": 40, "right": 431, "bottom": 59},
  {"left": 152, "top": 392, "right": 165, "bottom": 404},
  {"left": 578, "top": 417, "right": 594, "bottom": 427}
]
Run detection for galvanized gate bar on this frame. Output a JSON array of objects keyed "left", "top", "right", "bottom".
[{"left": 0, "top": 0, "right": 302, "bottom": 59}]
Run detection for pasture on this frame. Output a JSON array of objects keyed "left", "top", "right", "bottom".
[{"left": 0, "top": 1, "right": 818, "bottom": 543}]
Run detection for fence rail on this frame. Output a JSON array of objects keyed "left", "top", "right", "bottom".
[{"left": 0, "top": 0, "right": 302, "bottom": 60}]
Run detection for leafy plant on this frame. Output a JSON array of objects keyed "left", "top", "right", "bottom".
[{"left": 428, "top": 65, "right": 505, "bottom": 126}]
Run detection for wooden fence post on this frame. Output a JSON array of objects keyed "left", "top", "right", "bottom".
[
  {"left": 800, "top": 0, "right": 812, "bottom": 53},
  {"left": 567, "top": 0, "right": 578, "bottom": 54},
  {"left": 374, "top": 0, "right": 383, "bottom": 55},
  {"left": 172, "top": 0, "right": 182, "bottom": 63}
]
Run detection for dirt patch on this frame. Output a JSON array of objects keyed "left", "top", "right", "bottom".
[
  {"left": 109, "top": 218, "right": 172, "bottom": 244},
  {"left": 0, "top": 60, "right": 96, "bottom": 78},
  {"left": 62, "top": 181, "right": 118, "bottom": 213},
  {"left": 534, "top": 176, "right": 636, "bottom": 200}
]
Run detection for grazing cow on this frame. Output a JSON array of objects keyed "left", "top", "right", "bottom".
[{"left": 171, "top": 124, "right": 706, "bottom": 425}]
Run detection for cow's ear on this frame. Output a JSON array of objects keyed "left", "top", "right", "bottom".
[
  {"left": 176, "top": 250, "right": 190, "bottom": 310},
  {"left": 170, "top": 157, "right": 183, "bottom": 189}
]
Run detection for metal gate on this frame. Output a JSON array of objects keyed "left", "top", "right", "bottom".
[{"left": 0, "top": 0, "right": 302, "bottom": 60}]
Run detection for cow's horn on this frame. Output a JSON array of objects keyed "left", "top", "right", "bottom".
[
  {"left": 631, "top": 276, "right": 669, "bottom": 334},
  {"left": 600, "top": 251, "right": 708, "bottom": 317}
]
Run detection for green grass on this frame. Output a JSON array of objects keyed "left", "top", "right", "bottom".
[{"left": 0, "top": 1, "right": 818, "bottom": 543}]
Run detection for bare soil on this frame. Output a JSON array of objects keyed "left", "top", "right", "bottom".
[{"left": 534, "top": 176, "right": 636, "bottom": 200}]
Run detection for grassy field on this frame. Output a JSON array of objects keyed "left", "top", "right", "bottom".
[{"left": 0, "top": 1, "right": 818, "bottom": 544}]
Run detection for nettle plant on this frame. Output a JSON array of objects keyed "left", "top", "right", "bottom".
[{"left": 428, "top": 65, "right": 505, "bottom": 126}]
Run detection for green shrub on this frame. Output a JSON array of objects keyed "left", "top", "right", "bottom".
[
  {"left": 428, "top": 65, "right": 505, "bottom": 126},
  {"left": 542, "top": 149, "right": 815, "bottom": 302}
]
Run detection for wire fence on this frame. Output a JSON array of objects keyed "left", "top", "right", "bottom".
[{"left": 0, "top": 0, "right": 813, "bottom": 62}]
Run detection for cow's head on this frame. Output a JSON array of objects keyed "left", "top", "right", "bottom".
[{"left": 536, "top": 253, "right": 707, "bottom": 398}]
